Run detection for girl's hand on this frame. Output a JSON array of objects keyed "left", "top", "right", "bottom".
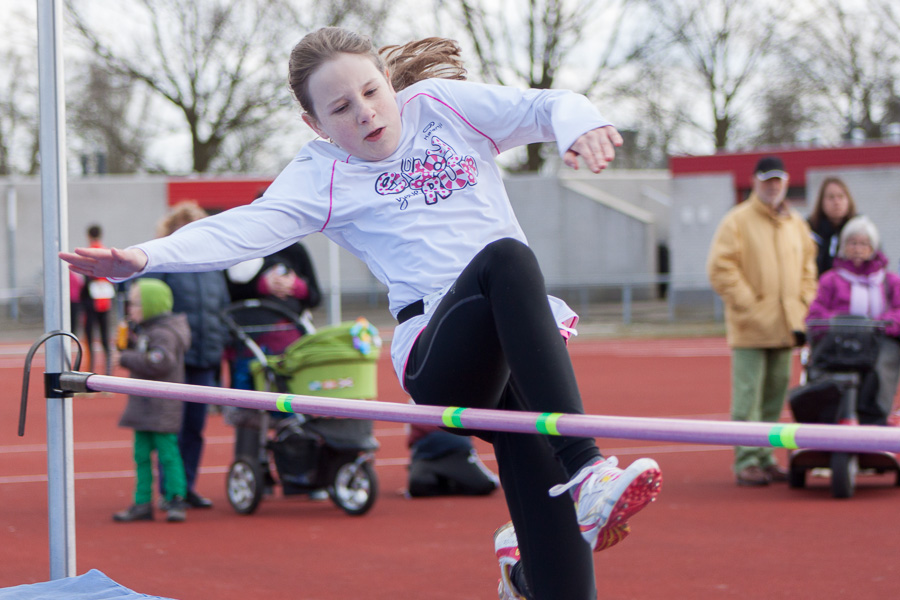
[
  {"left": 563, "top": 125, "right": 623, "bottom": 173},
  {"left": 59, "top": 247, "right": 148, "bottom": 280}
]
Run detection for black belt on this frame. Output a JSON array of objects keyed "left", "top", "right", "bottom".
[{"left": 397, "top": 299, "right": 424, "bottom": 324}]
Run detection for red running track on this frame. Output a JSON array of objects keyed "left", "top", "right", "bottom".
[{"left": 2, "top": 336, "right": 899, "bottom": 599}]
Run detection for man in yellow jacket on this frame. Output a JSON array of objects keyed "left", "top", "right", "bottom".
[{"left": 707, "top": 156, "right": 818, "bottom": 486}]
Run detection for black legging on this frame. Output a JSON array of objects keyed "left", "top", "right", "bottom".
[
  {"left": 404, "top": 238, "right": 601, "bottom": 600},
  {"left": 84, "top": 305, "right": 112, "bottom": 374}
]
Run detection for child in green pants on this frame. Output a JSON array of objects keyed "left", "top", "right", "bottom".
[{"left": 114, "top": 278, "right": 192, "bottom": 522}]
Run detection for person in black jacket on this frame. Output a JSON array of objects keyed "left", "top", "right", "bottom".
[
  {"left": 150, "top": 201, "right": 231, "bottom": 509},
  {"left": 225, "top": 243, "right": 321, "bottom": 313},
  {"left": 224, "top": 188, "right": 322, "bottom": 329},
  {"left": 808, "top": 177, "right": 858, "bottom": 277},
  {"left": 224, "top": 241, "right": 322, "bottom": 386}
]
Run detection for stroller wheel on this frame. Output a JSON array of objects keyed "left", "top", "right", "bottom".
[
  {"left": 830, "top": 452, "right": 858, "bottom": 499},
  {"left": 227, "top": 457, "right": 265, "bottom": 514},
  {"left": 330, "top": 459, "right": 378, "bottom": 516}
]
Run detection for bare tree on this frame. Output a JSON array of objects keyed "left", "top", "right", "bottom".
[
  {"left": 633, "top": 0, "right": 780, "bottom": 151},
  {"left": 611, "top": 60, "right": 694, "bottom": 168},
  {"left": 65, "top": 0, "right": 392, "bottom": 174},
  {"left": 782, "top": 0, "right": 900, "bottom": 142},
  {"left": 751, "top": 85, "right": 819, "bottom": 148},
  {"left": 440, "top": 0, "right": 635, "bottom": 171},
  {"left": 65, "top": 0, "right": 310, "bottom": 173},
  {"left": 312, "top": 0, "right": 393, "bottom": 35},
  {"left": 0, "top": 9, "right": 40, "bottom": 176},
  {"left": 67, "top": 62, "right": 156, "bottom": 173}
]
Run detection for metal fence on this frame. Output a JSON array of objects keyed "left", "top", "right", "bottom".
[{"left": 1, "top": 274, "right": 725, "bottom": 337}]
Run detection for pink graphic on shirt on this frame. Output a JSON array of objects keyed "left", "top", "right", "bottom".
[{"left": 374, "top": 136, "right": 478, "bottom": 207}]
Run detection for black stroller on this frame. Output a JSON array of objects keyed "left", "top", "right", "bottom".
[
  {"left": 221, "top": 299, "right": 381, "bottom": 516},
  {"left": 787, "top": 316, "right": 900, "bottom": 498}
]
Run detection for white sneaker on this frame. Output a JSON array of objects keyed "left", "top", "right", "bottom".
[
  {"left": 494, "top": 522, "right": 526, "bottom": 600},
  {"left": 549, "top": 456, "right": 661, "bottom": 551}
]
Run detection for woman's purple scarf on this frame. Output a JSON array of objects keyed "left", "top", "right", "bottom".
[{"left": 834, "top": 253, "right": 888, "bottom": 317}]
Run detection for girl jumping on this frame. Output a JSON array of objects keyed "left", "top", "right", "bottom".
[{"left": 62, "top": 27, "right": 662, "bottom": 600}]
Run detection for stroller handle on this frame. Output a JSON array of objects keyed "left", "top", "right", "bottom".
[
  {"left": 220, "top": 299, "right": 314, "bottom": 367},
  {"left": 806, "top": 316, "right": 890, "bottom": 332},
  {"left": 222, "top": 298, "right": 312, "bottom": 327}
]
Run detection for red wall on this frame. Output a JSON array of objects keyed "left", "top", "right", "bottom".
[
  {"left": 166, "top": 145, "right": 900, "bottom": 210},
  {"left": 669, "top": 144, "right": 900, "bottom": 204},
  {"left": 167, "top": 178, "right": 274, "bottom": 212}
]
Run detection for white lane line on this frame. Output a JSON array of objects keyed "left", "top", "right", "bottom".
[
  {"left": 1, "top": 428, "right": 409, "bottom": 455},
  {"left": 0, "top": 444, "right": 730, "bottom": 485}
]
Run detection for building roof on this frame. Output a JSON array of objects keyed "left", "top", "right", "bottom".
[{"left": 669, "top": 144, "right": 900, "bottom": 189}]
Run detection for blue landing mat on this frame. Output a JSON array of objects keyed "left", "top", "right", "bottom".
[{"left": 0, "top": 570, "right": 177, "bottom": 600}]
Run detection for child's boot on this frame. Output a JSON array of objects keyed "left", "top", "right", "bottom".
[
  {"left": 112, "top": 503, "right": 153, "bottom": 522},
  {"left": 163, "top": 496, "right": 188, "bottom": 522}
]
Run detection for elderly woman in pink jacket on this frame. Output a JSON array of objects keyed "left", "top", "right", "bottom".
[{"left": 806, "top": 215, "right": 900, "bottom": 424}]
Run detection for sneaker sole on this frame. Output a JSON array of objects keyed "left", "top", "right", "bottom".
[
  {"left": 493, "top": 522, "right": 525, "bottom": 600},
  {"left": 594, "top": 521, "right": 631, "bottom": 552},
  {"left": 585, "top": 459, "right": 662, "bottom": 550}
]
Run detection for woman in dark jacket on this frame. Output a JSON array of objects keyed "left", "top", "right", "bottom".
[
  {"left": 807, "top": 177, "right": 858, "bottom": 276},
  {"left": 150, "top": 201, "right": 231, "bottom": 509}
]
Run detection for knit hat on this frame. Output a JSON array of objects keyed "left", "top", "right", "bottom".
[{"left": 135, "top": 278, "right": 173, "bottom": 320}]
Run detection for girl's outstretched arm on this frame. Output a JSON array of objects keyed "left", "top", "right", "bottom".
[
  {"left": 563, "top": 125, "right": 623, "bottom": 173},
  {"left": 59, "top": 247, "right": 148, "bottom": 280}
]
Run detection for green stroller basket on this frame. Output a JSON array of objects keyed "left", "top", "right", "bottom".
[{"left": 250, "top": 318, "right": 382, "bottom": 400}]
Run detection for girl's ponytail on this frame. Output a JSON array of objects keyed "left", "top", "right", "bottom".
[{"left": 380, "top": 38, "right": 467, "bottom": 92}]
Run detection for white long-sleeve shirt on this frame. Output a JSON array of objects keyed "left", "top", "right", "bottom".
[{"left": 132, "top": 77, "right": 608, "bottom": 386}]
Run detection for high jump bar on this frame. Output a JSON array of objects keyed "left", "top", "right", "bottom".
[{"left": 57, "top": 372, "right": 900, "bottom": 454}]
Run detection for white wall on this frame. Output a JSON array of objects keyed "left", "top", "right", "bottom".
[
  {"left": 669, "top": 173, "right": 734, "bottom": 292},
  {"left": 3, "top": 176, "right": 167, "bottom": 289},
  {"left": 505, "top": 174, "right": 656, "bottom": 288},
  {"left": 1, "top": 172, "right": 662, "bottom": 305}
]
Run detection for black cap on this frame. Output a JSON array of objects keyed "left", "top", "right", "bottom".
[{"left": 754, "top": 156, "right": 787, "bottom": 181}]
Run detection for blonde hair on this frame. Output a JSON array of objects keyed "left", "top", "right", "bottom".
[
  {"left": 157, "top": 200, "right": 209, "bottom": 238},
  {"left": 380, "top": 38, "right": 466, "bottom": 91},
  {"left": 288, "top": 27, "right": 466, "bottom": 119}
]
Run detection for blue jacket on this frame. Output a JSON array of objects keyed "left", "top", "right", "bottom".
[{"left": 147, "top": 271, "right": 231, "bottom": 369}]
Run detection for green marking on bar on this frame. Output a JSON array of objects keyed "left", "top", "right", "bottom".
[
  {"left": 536, "top": 413, "right": 562, "bottom": 436},
  {"left": 276, "top": 394, "right": 294, "bottom": 413},
  {"left": 441, "top": 407, "right": 466, "bottom": 428},
  {"left": 768, "top": 424, "right": 799, "bottom": 449}
]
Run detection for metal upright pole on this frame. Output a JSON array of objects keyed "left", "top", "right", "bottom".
[
  {"left": 6, "top": 185, "right": 18, "bottom": 320},
  {"left": 37, "top": 0, "right": 76, "bottom": 578},
  {"left": 327, "top": 241, "right": 342, "bottom": 325}
]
